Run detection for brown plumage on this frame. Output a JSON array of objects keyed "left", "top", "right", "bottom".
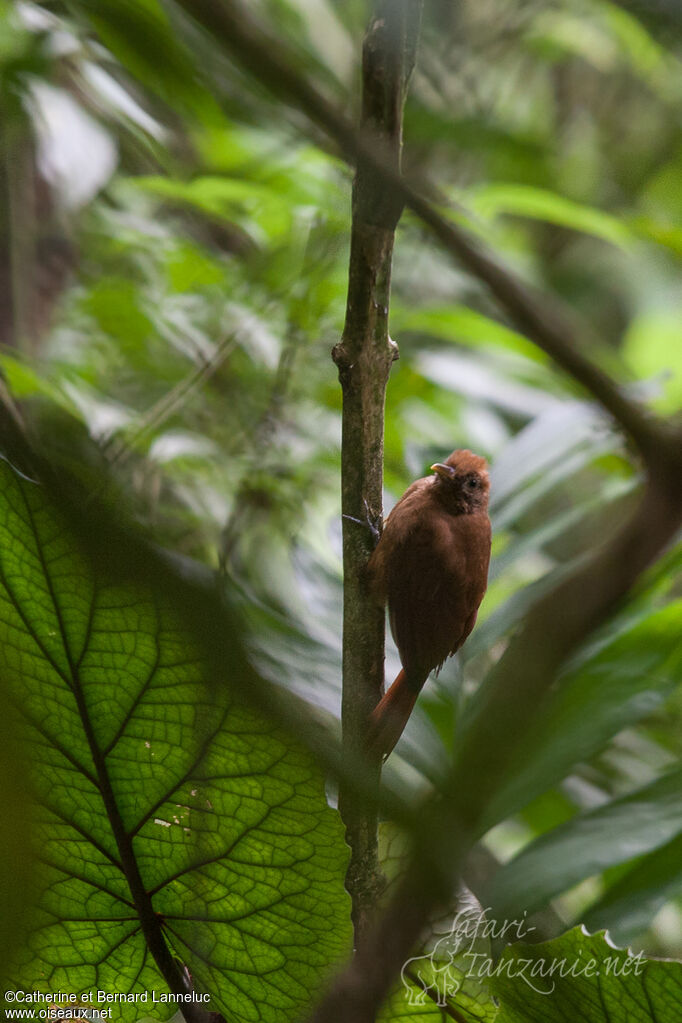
[{"left": 367, "top": 450, "right": 492, "bottom": 758}]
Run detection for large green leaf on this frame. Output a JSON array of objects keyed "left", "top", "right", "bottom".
[
  {"left": 493, "top": 927, "right": 682, "bottom": 1022},
  {"left": 0, "top": 459, "right": 350, "bottom": 1020}
]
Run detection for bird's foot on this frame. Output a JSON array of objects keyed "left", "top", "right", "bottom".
[{"left": 343, "top": 499, "right": 381, "bottom": 546}]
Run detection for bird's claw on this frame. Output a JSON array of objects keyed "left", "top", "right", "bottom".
[{"left": 343, "top": 499, "right": 382, "bottom": 546}]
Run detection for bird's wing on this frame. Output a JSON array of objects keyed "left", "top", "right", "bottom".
[
  {"left": 387, "top": 511, "right": 489, "bottom": 681},
  {"left": 367, "top": 477, "right": 432, "bottom": 604}
]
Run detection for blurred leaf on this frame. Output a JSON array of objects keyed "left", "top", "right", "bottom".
[
  {"left": 133, "top": 174, "right": 293, "bottom": 242},
  {"left": 487, "top": 765, "right": 682, "bottom": 920},
  {"left": 392, "top": 304, "right": 547, "bottom": 363},
  {"left": 417, "top": 350, "right": 559, "bottom": 419},
  {"left": 479, "top": 601, "right": 682, "bottom": 832},
  {"left": 641, "top": 160, "right": 682, "bottom": 223},
  {"left": 599, "top": 1, "right": 668, "bottom": 79},
  {"left": 0, "top": 3, "right": 53, "bottom": 108},
  {"left": 622, "top": 309, "right": 682, "bottom": 411},
  {"left": 470, "top": 184, "right": 633, "bottom": 248},
  {"left": 164, "top": 241, "right": 225, "bottom": 291},
  {"left": 64, "top": 0, "right": 220, "bottom": 121},
  {"left": 30, "top": 81, "right": 118, "bottom": 209},
  {"left": 632, "top": 217, "right": 682, "bottom": 258},
  {"left": 583, "top": 832, "right": 682, "bottom": 943},
  {"left": 403, "top": 108, "right": 549, "bottom": 184},
  {"left": 269, "top": 0, "right": 355, "bottom": 82},
  {"left": 0, "top": 353, "right": 65, "bottom": 402},
  {"left": 83, "top": 278, "right": 153, "bottom": 347},
  {"left": 489, "top": 402, "right": 616, "bottom": 511},
  {"left": 0, "top": 459, "right": 350, "bottom": 1020},
  {"left": 490, "top": 475, "right": 635, "bottom": 579}
]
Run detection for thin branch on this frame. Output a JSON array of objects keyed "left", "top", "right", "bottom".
[
  {"left": 219, "top": 324, "right": 306, "bottom": 574},
  {"left": 104, "top": 332, "right": 237, "bottom": 469},
  {"left": 334, "top": 0, "right": 422, "bottom": 954}
]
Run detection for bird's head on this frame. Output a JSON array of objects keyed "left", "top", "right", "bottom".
[{"left": 430, "top": 449, "right": 490, "bottom": 513}]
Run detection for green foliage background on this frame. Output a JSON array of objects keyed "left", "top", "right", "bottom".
[{"left": 1, "top": 0, "right": 682, "bottom": 1020}]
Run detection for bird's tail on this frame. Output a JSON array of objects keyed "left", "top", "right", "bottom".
[{"left": 366, "top": 669, "right": 419, "bottom": 760}]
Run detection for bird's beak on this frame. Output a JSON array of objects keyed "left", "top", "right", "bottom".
[{"left": 430, "top": 462, "right": 456, "bottom": 480}]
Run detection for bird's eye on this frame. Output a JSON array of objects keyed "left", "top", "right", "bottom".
[{"left": 467, "top": 478, "right": 479, "bottom": 489}]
